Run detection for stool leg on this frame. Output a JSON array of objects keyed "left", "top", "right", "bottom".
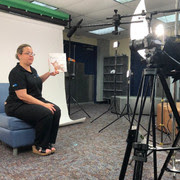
[{"left": 13, "top": 148, "right": 18, "bottom": 156}]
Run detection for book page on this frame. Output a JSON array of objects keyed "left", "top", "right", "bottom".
[{"left": 48, "top": 53, "right": 67, "bottom": 73}]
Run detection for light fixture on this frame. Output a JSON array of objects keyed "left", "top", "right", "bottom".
[
  {"left": 89, "top": 27, "right": 124, "bottom": 35},
  {"left": 31, "top": 1, "right": 58, "bottom": 10},
  {"left": 157, "top": 14, "right": 180, "bottom": 23},
  {"left": 114, "top": 0, "right": 134, "bottom": 4},
  {"left": 113, "top": 41, "right": 120, "bottom": 48}
]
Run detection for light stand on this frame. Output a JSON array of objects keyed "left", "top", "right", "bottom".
[
  {"left": 66, "top": 16, "right": 90, "bottom": 118},
  {"left": 98, "top": 69, "right": 133, "bottom": 132},
  {"left": 91, "top": 41, "right": 120, "bottom": 123}
]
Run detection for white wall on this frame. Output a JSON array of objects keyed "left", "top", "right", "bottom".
[{"left": 0, "top": 11, "right": 85, "bottom": 125}]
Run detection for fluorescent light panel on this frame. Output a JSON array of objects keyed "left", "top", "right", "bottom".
[
  {"left": 89, "top": 27, "right": 125, "bottom": 35},
  {"left": 157, "top": 14, "right": 180, "bottom": 23},
  {"left": 31, "top": 1, "right": 58, "bottom": 10},
  {"left": 114, "top": 0, "right": 134, "bottom": 4}
]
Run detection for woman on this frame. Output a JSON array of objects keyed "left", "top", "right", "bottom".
[{"left": 5, "top": 44, "right": 61, "bottom": 156}]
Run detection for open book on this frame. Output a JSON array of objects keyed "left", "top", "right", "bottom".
[{"left": 48, "top": 53, "right": 67, "bottom": 73}]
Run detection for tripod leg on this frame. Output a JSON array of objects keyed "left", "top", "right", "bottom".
[
  {"left": 133, "top": 143, "right": 148, "bottom": 180},
  {"left": 99, "top": 104, "right": 127, "bottom": 132},
  {"left": 132, "top": 71, "right": 158, "bottom": 180},
  {"left": 71, "top": 96, "right": 91, "bottom": 118},
  {"left": 157, "top": 73, "right": 180, "bottom": 179},
  {"left": 135, "top": 71, "right": 151, "bottom": 140},
  {"left": 91, "top": 105, "right": 112, "bottom": 123},
  {"left": 158, "top": 132, "right": 180, "bottom": 180},
  {"left": 119, "top": 128, "right": 137, "bottom": 180},
  {"left": 119, "top": 72, "right": 145, "bottom": 179},
  {"left": 150, "top": 75, "right": 158, "bottom": 180},
  {"left": 133, "top": 162, "right": 144, "bottom": 180}
]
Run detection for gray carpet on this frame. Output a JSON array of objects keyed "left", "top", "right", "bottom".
[{"left": 0, "top": 103, "right": 180, "bottom": 180}]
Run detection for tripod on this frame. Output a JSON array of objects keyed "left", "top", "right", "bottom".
[
  {"left": 91, "top": 43, "right": 120, "bottom": 123},
  {"left": 119, "top": 67, "right": 180, "bottom": 180},
  {"left": 66, "top": 16, "right": 90, "bottom": 118},
  {"left": 98, "top": 71, "right": 133, "bottom": 132},
  {"left": 67, "top": 74, "right": 91, "bottom": 118}
]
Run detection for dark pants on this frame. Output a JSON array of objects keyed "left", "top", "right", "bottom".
[{"left": 6, "top": 100, "right": 61, "bottom": 148}]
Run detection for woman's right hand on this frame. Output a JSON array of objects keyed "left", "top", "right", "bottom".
[
  {"left": 15, "top": 89, "right": 56, "bottom": 114},
  {"left": 44, "top": 103, "right": 56, "bottom": 114}
]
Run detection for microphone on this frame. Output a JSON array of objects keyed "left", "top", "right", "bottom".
[{"left": 67, "top": 19, "right": 83, "bottom": 38}]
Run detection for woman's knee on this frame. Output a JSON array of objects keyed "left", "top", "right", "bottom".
[{"left": 54, "top": 105, "right": 61, "bottom": 116}]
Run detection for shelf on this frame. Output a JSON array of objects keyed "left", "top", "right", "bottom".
[
  {"left": 103, "top": 89, "right": 122, "bottom": 92},
  {"left": 104, "top": 81, "right": 123, "bottom": 83},
  {"left": 104, "top": 64, "right": 124, "bottom": 66},
  {"left": 104, "top": 73, "right": 123, "bottom": 75},
  {"left": 103, "top": 55, "right": 128, "bottom": 99}
]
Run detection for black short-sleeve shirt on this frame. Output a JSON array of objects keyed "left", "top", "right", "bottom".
[{"left": 6, "top": 63, "right": 43, "bottom": 111}]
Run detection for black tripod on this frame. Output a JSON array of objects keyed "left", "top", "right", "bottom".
[
  {"left": 98, "top": 71, "right": 133, "bottom": 132},
  {"left": 119, "top": 67, "right": 180, "bottom": 180},
  {"left": 66, "top": 16, "right": 90, "bottom": 118},
  {"left": 91, "top": 43, "right": 120, "bottom": 123},
  {"left": 67, "top": 74, "right": 91, "bottom": 118}
]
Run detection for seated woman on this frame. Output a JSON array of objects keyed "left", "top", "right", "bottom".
[{"left": 5, "top": 44, "right": 61, "bottom": 156}]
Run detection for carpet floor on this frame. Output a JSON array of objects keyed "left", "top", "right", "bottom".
[{"left": 0, "top": 103, "right": 180, "bottom": 180}]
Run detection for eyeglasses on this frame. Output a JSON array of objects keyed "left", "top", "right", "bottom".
[{"left": 22, "top": 52, "right": 36, "bottom": 56}]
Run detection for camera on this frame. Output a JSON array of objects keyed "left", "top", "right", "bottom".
[{"left": 130, "top": 34, "right": 180, "bottom": 76}]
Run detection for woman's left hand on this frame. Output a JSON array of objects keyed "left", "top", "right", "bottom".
[{"left": 50, "top": 70, "right": 59, "bottom": 76}]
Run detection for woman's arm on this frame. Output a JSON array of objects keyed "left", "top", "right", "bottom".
[
  {"left": 40, "top": 72, "right": 50, "bottom": 83},
  {"left": 15, "top": 89, "right": 56, "bottom": 113},
  {"left": 40, "top": 71, "right": 59, "bottom": 83}
]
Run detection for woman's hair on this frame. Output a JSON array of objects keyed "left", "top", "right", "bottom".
[{"left": 15, "top": 44, "right": 31, "bottom": 60}]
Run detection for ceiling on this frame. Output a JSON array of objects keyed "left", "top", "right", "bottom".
[{"left": 24, "top": 0, "right": 179, "bottom": 40}]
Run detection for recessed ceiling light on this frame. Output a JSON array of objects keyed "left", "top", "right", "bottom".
[
  {"left": 114, "top": 0, "right": 135, "bottom": 4},
  {"left": 31, "top": 1, "right": 58, "bottom": 10},
  {"left": 89, "top": 27, "right": 125, "bottom": 35},
  {"left": 157, "top": 14, "right": 180, "bottom": 23}
]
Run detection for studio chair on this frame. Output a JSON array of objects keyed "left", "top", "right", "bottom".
[{"left": 0, "top": 83, "right": 35, "bottom": 155}]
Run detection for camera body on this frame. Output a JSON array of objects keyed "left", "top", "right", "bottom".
[{"left": 130, "top": 34, "right": 180, "bottom": 76}]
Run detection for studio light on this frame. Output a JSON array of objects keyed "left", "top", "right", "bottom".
[
  {"left": 113, "top": 41, "right": 120, "bottom": 48},
  {"left": 155, "top": 24, "right": 164, "bottom": 37}
]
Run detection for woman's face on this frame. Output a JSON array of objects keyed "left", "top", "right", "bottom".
[{"left": 18, "top": 46, "right": 34, "bottom": 66}]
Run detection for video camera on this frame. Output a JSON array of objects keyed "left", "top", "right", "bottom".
[{"left": 130, "top": 34, "right": 180, "bottom": 79}]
